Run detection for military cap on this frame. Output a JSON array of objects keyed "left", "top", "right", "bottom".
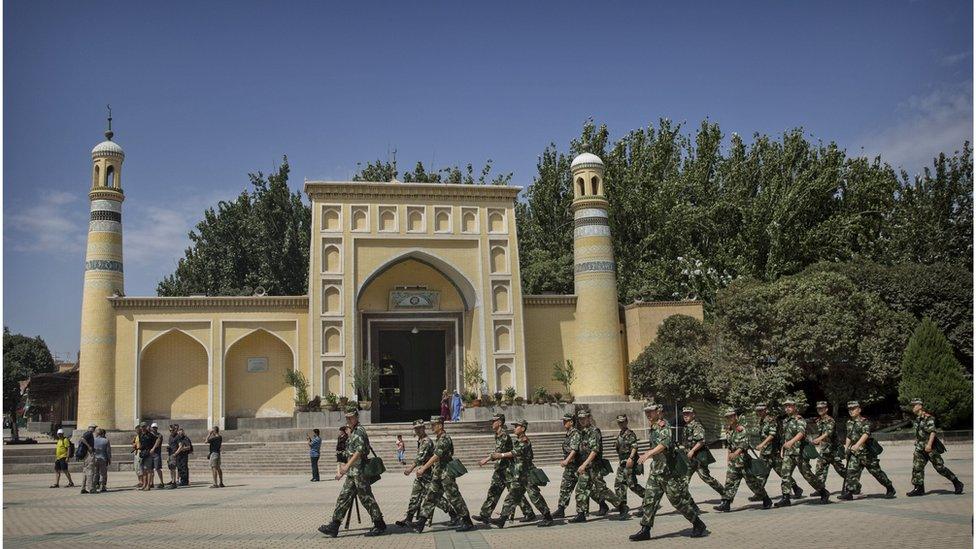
[
  {"left": 816, "top": 401, "right": 829, "bottom": 408},
  {"left": 511, "top": 419, "right": 528, "bottom": 428},
  {"left": 430, "top": 416, "right": 445, "bottom": 425},
  {"left": 576, "top": 409, "right": 591, "bottom": 418},
  {"left": 642, "top": 402, "right": 659, "bottom": 412},
  {"left": 491, "top": 413, "right": 505, "bottom": 423},
  {"left": 344, "top": 407, "right": 359, "bottom": 417},
  {"left": 561, "top": 413, "right": 576, "bottom": 422},
  {"left": 723, "top": 408, "right": 738, "bottom": 417},
  {"left": 846, "top": 400, "right": 860, "bottom": 408},
  {"left": 753, "top": 403, "right": 767, "bottom": 411},
  {"left": 909, "top": 398, "right": 923, "bottom": 406},
  {"left": 616, "top": 414, "right": 628, "bottom": 422},
  {"left": 412, "top": 419, "right": 427, "bottom": 428},
  {"left": 782, "top": 398, "right": 797, "bottom": 406},
  {"left": 681, "top": 406, "right": 695, "bottom": 414}
]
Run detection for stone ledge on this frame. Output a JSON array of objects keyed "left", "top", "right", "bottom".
[{"left": 108, "top": 295, "right": 309, "bottom": 310}]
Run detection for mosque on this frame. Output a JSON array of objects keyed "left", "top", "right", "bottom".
[{"left": 76, "top": 123, "right": 702, "bottom": 430}]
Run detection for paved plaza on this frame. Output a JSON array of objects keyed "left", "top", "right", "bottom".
[{"left": 3, "top": 441, "right": 972, "bottom": 548}]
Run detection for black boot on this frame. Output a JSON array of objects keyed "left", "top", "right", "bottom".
[
  {"left": 551, "top": 505, "right": 566, "bottom": 519},
  {"left": 538, "top": 511, "right": 554, "bottom": 527},
  {"left": 456, "top": 515, "right": 475, "bottom": 532},
  {"left": 472, "top": 513, "right": 491, "bottom": 524},
  {"left": 411, "top": 516, "right": 427, "bottom": 533},
  {"left": 762, "top": 495, "right": 773, "bottom": 509},
  {"left": 519, "top": 511, "right": 537, "bottom": 523},
  {"left": 568, "top": 512, "right": 587, "bottom": 523},
  {"left": 629, "top": 525, "right": 651, "bottom": 541},
  {"left": 773, "top": 495, "right": 791, "bottom": 508},
  {"left": 395, "top": 512, "right": 414, "bottom": 528},
  {"left": 839, "top": 491, "right": 853, "bottom": 501},
  {"left": 489, "top": 516, "right": 506, "bottom": 528},
  {"left": 713, "top": 499, "right": 731, "bottom": 512},
  {"left": 952, "top": 478, "right": 964, "bottom": 494},
  {"left": 615, "top": 503, "right": 630, "bottom": 520},
  {"left": 318, "top": 519, "right": 341, "bottom": 538},
  {"left": 884, "top": 485, "right": 897, "bottom": 499},
  {"left": 364, "top": 518, "right": 387, "bottom": 537},
  {"left": 594, "top": 500, "right": 610, "bottom": 516},
  {"left": 747, "top": 494, "right": 762, "bottom": 502},
  {"left": 690, "top": 517, "right": 707, "bottom": 538},
  {"left": 792, "top": 484, "right": 803, "bottom": 498},
  {"left": 819, "top": 488, "right": 831, "bottom": 504}
]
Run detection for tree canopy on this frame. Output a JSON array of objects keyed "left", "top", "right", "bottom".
[
  {"left": 898, "top": 318, "right": 972, "bottom": 428},
  {"left": 628, "top": 315, "right": 710, "bottom": 404},
  {"left": 3, "top": 327, "right": 56, "bottom": 440}
]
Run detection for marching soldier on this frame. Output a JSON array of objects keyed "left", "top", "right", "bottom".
[
  {"left": 474, "top": 414, "right": 536, "bottom": 524},
  {"left": 714, "top": 408, "right": 771, "bottom": 512},
  {"left": 554, "top": 412, "right": 581, "bottom": 518},
  {"left": 812, "top": 401, "right": 846, "bottom": 486},
  {"left": 840, "top": 401, "right": 896, "bottom": 500},
  {"left": 773, "top": 399, "right": 829, "bottom": 507},
  {"left": 489, "top": 420, "right": 555, "bottom": 528},
  {"left": 569, "top": 409, "right": 627, "bottom": 523},
  {"left": 613, "top": 414, "right": 646, "bottom": 507},
  {"left": 395, "top": 420, "right": 457, "bottom": 528},
  {"left": 679, "top": 406, "right": 725, "bottom": 498},
  {"left": 318, "top": 408, "right": 386, "bottom": 538},
  {"left": 411, "top": 417, "right": 475, "bottom": 533},
  {"left": 906, "top": 398, "right": 964, "bottom": 496},
  {"left": 753, "top": 403, "right": 802, "bottom": 500},
  {"left": 629, "top": 403, "right": 706, "bottom": 541}
]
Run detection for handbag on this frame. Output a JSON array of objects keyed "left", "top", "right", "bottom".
[
  {"left": 595, "top": 457, "right": 613, "bottom": 477},
  {"left": 445, "top": 458, "right": 468, "bottom": 479},
  {"left": 745, "top": 453, "right": 770, "bottom": 477},
  {"left": 694, "top": 447, "right": 716, "bottom": 466},
  {"left": 528, "top": 467, "right": 549, "bottom": 486},
  {"left": 362, "top": 447, "right": 385, "bottom": 483},
  {"left": 865, "top": 438, "right": 884, "bottom": 456},
  {"left": 667, "top": 450, "right": 689, "bottom": 477},
  {"left": 933, "top": 438, "right": 947, "bottom": 454},
  {"left": 800, "top": 441, "right": 820, "bottom": 460}
]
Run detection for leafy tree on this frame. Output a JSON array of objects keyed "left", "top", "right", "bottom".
[
  {"left": 353, "top": 159, "right": 512, "bottom": 185},
  {"left": 3, "top": 327, "right": 56, "bottom": 441},
  {"left": 629, "top": 315, "right": 710, "bottom": 404},
  {"left": 158, "top": 157, "right": 310, "bottom": 296},
  {"left": 551, "top": 359, "right": 576, "bottom": 398},
  {"left": 898, "top": 318, "right": 972, "bottom": 428}
]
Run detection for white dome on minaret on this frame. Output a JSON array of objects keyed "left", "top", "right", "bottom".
[
  {"left": 571, "top": 152, "right": 604, "bottom": 170},
  {"left": 92, "top": 138, "right": 124, "bottom": 159}
]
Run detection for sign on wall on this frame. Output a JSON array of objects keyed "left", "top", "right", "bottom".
[
  {"left": 390, "top": 288, "right": 440, "bottom": 310},
  {"left": 247, "top": 357, "right": 269, "bottom": 373}
]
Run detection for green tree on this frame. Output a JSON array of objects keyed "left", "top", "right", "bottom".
[
  {"left": 158, "top": 157, "right": 310, "bottom": 296},
  {"left": 353, "top": 159, "right": 511, "bottom": 185},
  {"left": 3, "top": 327, "right": 56, "bottom": 441},
  {"left": 629, "top": 315, "right": 710, "bottom": 404},
  {"left": 898, "top": 318, "right": 972, "bottom": 428}
]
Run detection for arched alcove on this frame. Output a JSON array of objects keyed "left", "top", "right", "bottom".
[
  {"left": 490, "top": 246, "right": 507, "bottom": 273},
  {"left": 140, "top": 330, "right": 208, "bottom": 420},
  {"left": 225, "top": 330, "right": 295, "bottom": 418}
]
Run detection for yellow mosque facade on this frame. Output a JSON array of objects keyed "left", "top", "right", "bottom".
[{"left": 76, "top": 127, "right": 702, "bottom": 430}]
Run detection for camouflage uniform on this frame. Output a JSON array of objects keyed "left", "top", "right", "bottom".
[
  {"left": 756, "top": 415, "right": 794, "bottom": 491},
  {"left": 680, "top": 419, "right": 725, "bottom": 496},
  {"left": 911, "top": 412, "right": 958, "bottom": 487},
  {"left": 500, "top": 435, "right": 550, "bottom": 516},
  {"left": 638, "top": 418, "right": 699, "bottom": 528},
  {"left": 419, "top": 431, "right": 470, "bottom": 518},
  {"left": 722, "top": 424, "right": 768, "bottom": 501},
  {"left": 557, "top": 426, "right": 583, "bottom": 508},
  {"left": 479, "top": 428, "right": 533, "bottom": 517},
  {"left": 330, "top": 425, "right": 384, "bottom": 523},
  {"left": 813, "top": 414, "right": 846, "bottom": 485},
  {"left": 406, "top": 436, "right": 453, "bottom": 517},
  {"left": 844, "top": 416, "right": 893, "bottom": 493},
  {"left": 779, "top": 414, "right": 825, "bottom": 497},
  {"left": 574, "top": 425, "right": 623, "bottom": 512},
  {"left": 613, "top": 427, "right": 646, "bottom": 502}
]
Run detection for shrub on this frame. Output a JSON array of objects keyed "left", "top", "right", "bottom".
[
  {"left": 552, "top": 359, "right": 575, "bottom": 398},
  {"left": 898, "top": 318, "right": 973, "bottom": 428},
  {"left": 284, "top": 369, "right": 310, "bottom": 406}
]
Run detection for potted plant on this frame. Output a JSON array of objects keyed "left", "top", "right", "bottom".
[
  {"left": 504, "top": 386, "right": 517, "bottom": 405},
  {"left": 553, "top": 392, "right": 563, "bottom": 404},
  {"left": 325, "top": 392, "right": 339, "bottom": 412},
  {"left": 462, "top": 391, "right": 474, "bottom": 408},
  {"left": 353, "top": 360, "right": 377, "bottom": 411},
  {"left": 307, "top": 395, "right": 322, "bottom": 412},
  {"left": 552, "top": 359, "right": 575, "bottom": 404},
  {"left": 285, "top": 369, "right": 311, "bottom": 412},
  {"left": 514, "top": 396, "right": 525, "bottom": 406},
  {"left": 339, "top": 395, "right": 349, "bottom": 408},
  {"left": 493, "top": 391, "right": 503, "bottom": 407},
  {"left": 462, "top": 355, "right": 486, "bottom": 406},
  {"left": 532, "top": 386, "right": 548, "bottom": 405}
]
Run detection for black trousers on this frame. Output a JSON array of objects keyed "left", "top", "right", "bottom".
[
  {"left": 176, "top": 454, "right": 189, "bottom": 485},
  {"left": 311, "top": 456, "right": 320, "bottom": 480}
]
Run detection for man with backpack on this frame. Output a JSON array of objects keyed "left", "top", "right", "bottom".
[
  {"left": 78, "top": 424, "right": 98, "bottom": 494},
  {"left": 51, "top": 429, "right": 75, "bottom": 488},
  {"left": 174, "top": 427, "right": 193, "bottom": 486}
]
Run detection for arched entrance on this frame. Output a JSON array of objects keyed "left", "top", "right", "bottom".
[
  {"left": 224, "top": 330, "right": 295, "bottom": 418},
  {"left": 140, "top": 330, "right": 208, "bottom": 420}
]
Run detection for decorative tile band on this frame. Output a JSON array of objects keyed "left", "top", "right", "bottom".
[
  {"left": 573, "top": 216, "right": 609, "bottom": 228},
  {"left": 85, "top": 260, "right": 124, "bottom": 273},
  {"left": 91, "top": 199, "right": 122, "bottom": 213},
  {"left": 90, "top": 210, "right": 121, "bottom": 222},
  {"left": 574, "top": 225, "right": 611, "bottom": 238},
  {"left": 575, "top": 260, "right": 615, "bottom": 273},
  {"left": 89, "top": 220, "right": 122, "bottom": 233},
  {"left": 574, "top": 208, "right": 607, "bottom": 219},
  {"left": 80, "top": 335, "right": 117, "bottom": 345}
]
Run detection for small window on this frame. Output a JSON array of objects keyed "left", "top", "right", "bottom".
[
  {"left": 93, "top": 165, "right": 100, "bottom": 187},
  {"left": 106, "top": 166, "right": 115, "bottom": 188},
  {"left": 577, "top": 177, "right": 585, "bottom": 197},
  {"left": 591, "top": 176, "right": 599, "bottom": 196}
]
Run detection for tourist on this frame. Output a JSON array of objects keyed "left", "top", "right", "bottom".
[
  {"left": 450, "top": 391, "right": 462, "bottom": 422},
  {"left": 78, "top": 424, "right": 97, "bottom": 494},
  {"left": 149, "top": 423, "right": 165, "bottom": 488},
  {"left": 51, "top": 429, "right": 75, "bottom": 488},
  {"left": 206, "top": 426, "right": 224, "bottom": 488},
  {"left": 92, "top": 428, "right": 111, "bottom": 493},
  {"left": 395, "top": 434, "right": 406, "bottom": 465},
  {"left": 174, "top": 427, "right": 192, "bottom": 486},
  {"left": 166, "top": 424, "right": 180, "bottom": 488},
  {"left": 138, "top": 423, "right": 156, "bottom": 490},
  {"left": 131, "top": 425, "right": 142, "bottom": 488},
  {"left": 335, "top": 426, "right": 349, "bottom": 478},
  {"left": 308, "top": 428, "right": 322, "bottom": 481},
  {"left": 440, "top": 390, "right": 450, "bottom": 421}
]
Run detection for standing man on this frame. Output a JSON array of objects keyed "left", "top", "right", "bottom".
[
  {"left": 174, "top": 427, "right": 192, "bottom": 487},
  {"left": 308, "top": 428, "right": 322, "bottom": 482},
  {"left": 714, "top": 408, "right": 771, "bottom": 512},
  {"left": 906, "top": 398, "right": 963, "bottom": 496},
  {"left": 92, "top": 428, "right": 112, "bottom": 493},
  {"left": 774, "top": 399, "right": 829, "bottom": 506},
  {"left": 570, "top": 409, "right": 627, "bottom": 523},
  {"left": 318, "top": 408, "right": 387, "bottom": 538},
  {"left": 812, "top": 401, "right": 846, "bottom": 487},
  {"left": 207, "top": 426, "right": 224, "bottom": 488},
  {"left": 753, "top": 404, "right": 801, "bottom": 499},
  {"left": 149, "top": 424, "right": 165, "bottom": 489},
  {"left": 679, "top": 407, "right": 725, "bottom": 498},
  {"left": 138, "top": 423, "right": 156, "bottom": 490},
  {"left": 409, "top": 417, "right": 475, "bottom": 533},
  {"left": 840, "top": 401, "right": 896, "bottom": 500},
  {"left": 630, "top": 403, "right": 706, "bottom": 541},
  {"left": 165, "top": 424, "right": 180, "bottom": 488},
  {"left": 78, "top": 424, "right": 97, "bottom": 494},
  {"left": 395, "top": 420, "right": 456, "bottom": 528},
  {"left": 474, "top": 413, "right": 535, "bottom": 524},
  {"left": 51, "top": 429, "right": 75, "bottom": 488},
  {"left": 489, "top": 420, "right": 554, "bottom": 528},
  {"left": 612, "top": 414, "right": 646, "bottom": 508}
]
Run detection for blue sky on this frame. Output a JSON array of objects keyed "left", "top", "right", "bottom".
[{"left": 4, "top": 1, "right": 972, "bottom": 357}]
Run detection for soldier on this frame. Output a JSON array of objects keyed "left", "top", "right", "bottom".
[
  {"left": 753, "top": 403, "right": 802, "bottom": 500},
  {"left": 410, "top": 417, "right": 475, "bottom": 533},
  {"left": 906, "top": 398, "right": 964, "bottom": 496},
  {"left": 812, "top": 401, "right": 846, "bottom": 486},
  {"left": 318, "top": 408, "right": 386, "bottom": 538},
  {"left": 840, "top": 401, "right": 896, "bottom": 500},
  {"left": 612, "top": 414, "right": 646, "bottom": 507},
  {"left": 629, "top": 403, "right": 706, "bottom": 541},
  {"left": 553, "top": 412, "right": 581, "bottom": 518},
  {"left": 395, "top": 420, "right": 457, "bottom": 528},
  {"left": 713, "top": 408, "right": 771, "bottom": 512},
  {"left": 474, "top": 414, "right": 536, "bottom": 524},
  {"left": 569, "top": 409, "right": 627, "bottom": 523},
  {"left": 774, "top": 399, "right": 829, "bottom": 507},
  {"left": 488, "top": 420, "right": 555, "bottom": 528},
  {"left": 679, "top": 406, "right": 725, "bottom": 498}
]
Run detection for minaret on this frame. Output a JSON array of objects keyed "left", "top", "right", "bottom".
[
  {"left": 570, "top": 153, "right": 625, "bottom": 400},
  {"left": 77, "top": 111, "right": 125, "bottom": 430}
]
